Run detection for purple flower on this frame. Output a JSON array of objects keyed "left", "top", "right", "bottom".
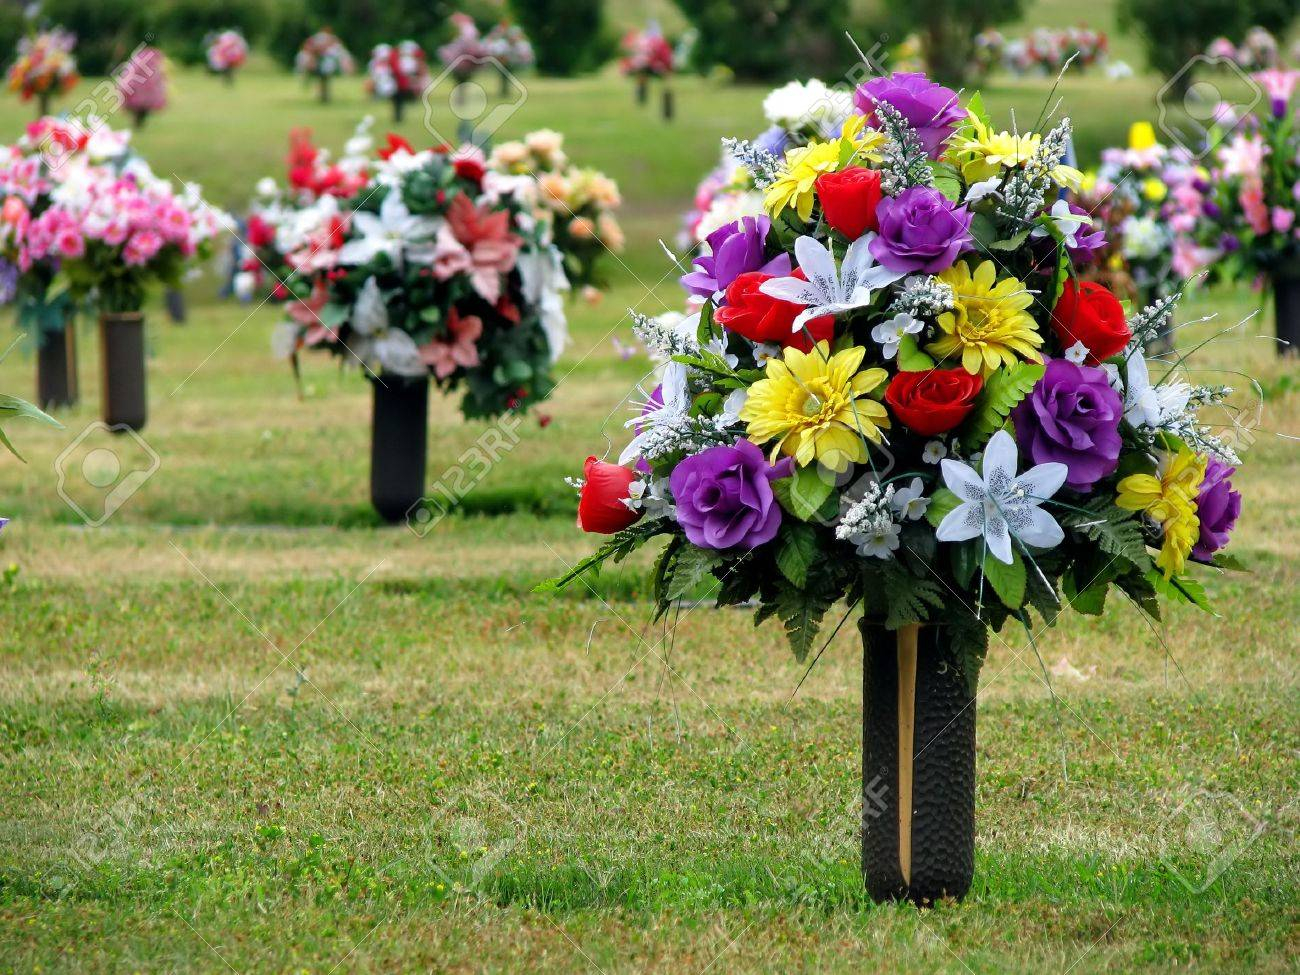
[
  {"left": 680, "top": 215, "right": 791, "bottom": 299},
  {"left": 1011, "top": 359, "right": 1123, "bottom": 493},
  {"left": 1192, "top": 458, "right": 1241, "bottom": 561},
  {"left": 868, "top": 187, "right": 973, "bottom": 274},
  {"left": 669, "top": 439, "right": 791, "bottom": 550},
  {"left": 853, "top": 72, "right": 964, "bottom": 158},
  {"left": 753, "top": 125, "right": 789, "bottom": 157},
  {"left": 1065, "top": 202, "right": 1107, "bottom": 264}
]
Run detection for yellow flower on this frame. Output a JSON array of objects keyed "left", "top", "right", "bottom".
[
  {"left": 947, "top": 112, "right": 1082, "bottom": 189},
  {"left": 1128, "top": 121, "right": 1158, "bottom": 151},
  {"left": 763, "top": 116, "right": 884, "bottom": 221},
  {"left": 740, "top": 342, "right": 889, "bottom": 473},
  {"left": 927, "top": 261, "right": 1043, "bottom": 376},
  {"left": 1142, "top": 177, "right": 1167, "bottom": 202},
  {"left": 1116, "top": 448, "right": 1208, "bottom": 577}
]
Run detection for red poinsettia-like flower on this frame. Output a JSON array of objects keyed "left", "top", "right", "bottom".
[
  {"left": 433, "top": 192, "right": 522, "bottom": 303},
  {"left": 419, "top": 307, "right": 483, "bottom": 378}
]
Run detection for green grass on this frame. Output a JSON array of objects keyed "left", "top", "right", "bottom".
[{"left": 0, "top": 41, "right": 1298, "bottom": 975}]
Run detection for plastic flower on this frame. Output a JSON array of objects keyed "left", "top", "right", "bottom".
[
  {"left": 870, "top": 312, "right": 924, "bottom": 359},
  {"left": 337, "top": 188, "right": 439, "bottom": 267},
  {"left": 935, "top": 429, "right": 1068, "bottom": 564},
  {"left": 739, "top": 341, "right": 890, "bottom": 472},
  {"left": 927, "top": 260, "right": 1043, "bottom": 376},
  {"left": 1118, "top": 351, "right": 1192, "bottom": 431},
  {"left": 758, "top": 234, "right": 904, "bottom": 331},
  {"left": 419, "top": 307, "right": 483, "bottom": 378},
  {"left": 348, "top": 276, "right": 425, "bottom": 376},
  {"left": 763, "top": 140, "right": 841, "bottom": 221},
  {"left": 1116, "top": 448, "right": 1207, "bottom": 577},
  {"left": 947, "top": 112, "right": 1082, "bottom": 188}
]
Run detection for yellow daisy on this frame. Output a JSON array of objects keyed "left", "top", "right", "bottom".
[
  {"left": 946, "top": 112, "right": 1082, "bottom": 189},
  {"left": 1116, "top": 448, "right": 1207, "bottom": 577},
  {"left": 740, "top": 341, "right": 889, "bottom": 473},
  {"left": 927, "top": 261, "right": 1044, "bottom": 376}
]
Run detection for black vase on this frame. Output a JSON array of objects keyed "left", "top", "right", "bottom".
[
  {"left": 99, "top": 312, "right": 147, "bottom": 431},
  {"left": 1274, "top": 274, "right": 1300, "bottom": 357},
  {"left": 861, "top": 622, "right": 976, "bottom": 905},
  {"left": 369, "top": 375, "right": 429, "bottom": 523},
  {"left": 36, "top": 319, "right": 78, "bottom": 410},
  {"left": 661, "top": 87, "right": 675, "bottom": 122}
]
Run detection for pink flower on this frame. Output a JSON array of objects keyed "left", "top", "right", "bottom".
[
  {"left": 419, "top": 307, "right": 482, "bottom": 378},
  {"left": 288, "top": 281, "right": 334, "bottom": 345},
  {"left": 1272, "top": 207, "right": 1296, "bottom": 233},
  {"left": 1240, "top": 180, "right": 1271, "bottom": 235},
  {"left": 1218, "top": 132, "right": 1268, "bottom": 178},
  {"left": 55, "top": 227, "right": 83, "bottom": 258},
  {"left": 123, "top": 230, "right": 164, "bottom": 266},
  {"left": 1252, "top": 69, "right": 1299, "bottom": 104},
  {"left": 440, "top": 192, "right": 521, "bottom": 303}
]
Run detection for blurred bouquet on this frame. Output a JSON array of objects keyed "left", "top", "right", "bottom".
[
  {"left": 248, "top": 123, "right": 572, "bottom": 418},
  {"left": 205, "top": 30, "right": 250, "bottom": 78},
  {"left": 488, "top": 129, "right": 623, "bottom": 289},
  {"left": 437, "top": 13, "right": 487, "bottom": 81},
  {"left": 1205, "top": 27, "right": 1280, "bottom": 71},
  {"left": 483, "top": 22, "right": 533, "bottom": 72},
  {"left": 1, "top": 116, "right": 224, "bottom": 314},
  {"left": 551, "top": 71, "right": 1248, "bottom": 675},
  {"left": 117, "top": 47, "right": 168, "bottom": 126},
  {"left": 620, "top": 25, "right": 674, "bottom": 79},
  {"left": 6, "top": 29, "right": 78, "bottom": 110},
  {"left": 976, "top": 26, "right": 1108, "bottom": 78},
  {"left": 367, "top": 40, "right": 430, "bottom": 119},
  {"left": 296, "top": 28, "right": 356, "bottom": 101}
]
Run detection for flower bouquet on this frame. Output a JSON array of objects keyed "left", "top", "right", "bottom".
[
  {"left": 488, "top": 130, "right": 624, "bottom": 290},
  {"left": 0, "top": 117, "right": 132, "bottom": 408},
  {"left": 976, "top": 26, "right": 1109, "bottom": 79},
  {"left": 6, "top": 29, "right": 78, "bottom": 116},
  {"left": 437, "top": 13, "right": 487, "bottom": 86},
  {"left": 1171, "top": 68, "right": 1300, "bottom": 355},
  {"left": 620, "top": 24, "right": 675, "bottom": 118},
  {"left": 367, "top": 41, "right": 430, "bottom": 122},
  {"left": 1206, "top": 28, "right": 1280, "bottom": 72},
  {"left": 253, "top": 124, "right": 571, "bottom": 520},
  {"left": 205, "top": 30, "right": 249, "bottom": 84},
  {"left": 117, "top": 47, "right": 168, "bottom": 129},
  {"left": 549, "top": 71, "right": 1249, "bottom": 904},
  {"left": 296, "top": 28, "right": 356, "bottom": 103}
]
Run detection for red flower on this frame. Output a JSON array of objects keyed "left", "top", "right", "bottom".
[
  {"left": 1051, "top": 280, "right": 1131, "bottom": 364},
  {"left": 885, "top": 368, "right": 984, "bottom": 436},
  {"left": 377, "top": 133, "right": 415, "bottom": 160},
  {"left": 815, "top": 166, "right": 883, "bottom": 240},
  {"left": 714, "top": 271, "right": 834, "bottom": 351},
  {"left": 453, "top": 157, "right": 486, "bottom": 184},
  {"left": 245, "top": 214, "right": 276, "bottom": 249},
  {"left": 577, "top": 457, "right": 642, "bottom": 534}
]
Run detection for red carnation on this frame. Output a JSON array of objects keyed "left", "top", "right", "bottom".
[
  {"left": 1051, "top": 280, "right": 1131, "bottom": 364},
  {"left": 885, "top": 369, "right": 984, "bottom": 436},
  {"left": 815, "top": 166, "right": 883, "bottom": 240},
  {"left": 714, "top": 271, "right": 834, "bottom": 351},
  {"left": 577, "top": 457, "right": 642, "bottom": 534}
]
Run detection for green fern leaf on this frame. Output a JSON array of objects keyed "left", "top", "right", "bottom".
[{"left": 960, "top": 362, "right": 1045, "bottom": 449}]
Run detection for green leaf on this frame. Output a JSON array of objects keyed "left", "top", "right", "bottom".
[
  {"left": 881, "top": 562, "right": 944, "bottom": 629},
  {"left": 931, "top": 163, "right": 962, "bottom": 203},
  {"left": 966, "top": 91, "right": 991, "bottom": 128},
  {"left": 0, "top": 394, "right": 63, "bottom": 462},
  {"left": 960, "top": 362, "right": 1045, "bottom": 449},
  {"left": 775, "top": 522, "right": 818, "bottom": 588},
  {"left": 990, "top": 228, "right": 1032, "bottom": 251},
  {"left": 983, "top": 550, "right": 1026, "bottom": 609},
  {"left": 925, "top": 487, "right": 961, "bottom": 528},
  {"left": 951, "top": 540, "right": 980, "bottom": 589},
  {"left": 1147, "top": 570, "right": 1215, "bottom": 614},
  {"left": 896, "top": 338, "right": 935, "bottom": 371},
  {"left": 777, "top": 466, "right": 835, "bottom": 522},
  {"left": 772, "top": 584, "right": 834, "bottom": 662},
  {"left": 665, "top": 544, "right": 722, "bottom": 602},
  {"left": 1063, "top": 568, "right": 1108, "bottom": 616},
  {"left": 1063, "top": 500, "right": 1154, "bottom": 572},
  {"left": 1209, "top": 552, "right": 1249, "bottom": 572},
  {"left": 950, "top": 612, "right": 990, "bottom": 696}
]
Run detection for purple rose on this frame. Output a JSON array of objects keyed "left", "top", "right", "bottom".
[
  {"left": 1011, "top": 359, "right": 1123, "bottom": 492},
  {"left": 868, "top": 186, "right": 973, "bottom": 274},
  {"left": 680, "top": 215, "right": 791, "bottom": 299},
  {"left": 1192, "top": 458, "right": 1241, "bottom": 560},
  {"left": 669, "top": 439, "right": 792, "bottom": 550},
  {"left": 853, "top": 72, "right": 964, "bottom": 158},
  {"left": 1065, "top": 202, "right": 1107, "bottom": 264}
]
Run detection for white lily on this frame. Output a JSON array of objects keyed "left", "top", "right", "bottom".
[
  {"left": 870, "top": 312, "right": 925, "bottom": 360},
  {"left": 935, "top": 430, "right": 1067, "bottom": 565},
  {"left": 759, "top": 234, "right": 905, "bottom": 332},
  {"left": 337, "top": 189, "right": 440, "bottom": 267},
  {"left": 348, "top": 276, "right": 426, "bottom": 377},
  {"left": 1117, "top": 351, "right": 1191, "bottom": 430}
]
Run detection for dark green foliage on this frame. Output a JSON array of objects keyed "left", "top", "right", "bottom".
[
  {"left": 674, "top": 0, "right": 856, "bottom": 82},
  {"left": 41, "top": 0, "right": 153, "bottom": 75},
  {"left": 154, "top": 0, "right": 268, "bottom": 66},
  {"left": 880, "top": 0, "right": 1026, "bottom": 85},
  {"left": 508, "top": 0, "right": 609, "bottom": 76}
]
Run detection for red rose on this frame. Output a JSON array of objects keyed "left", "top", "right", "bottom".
[
  {"left": 815, "top": 166, "right": 883, "bottom": 240},
  {"left": 714, "top": 271, "right": 834, "bottom": 351},
  {"left": 245, "top": 214, "right": 275, "bottom": 249},
  {"left": 885, "top": 369, "right": 984, "bottom": 436},
  {"left": 377, "top": 133, "right": 415, "bottom": 160},
  {"left": 577, "top": 456, "right": 642, "bottom": 534},
  {"left": 1051, "top": 280, "right": 1131, "bottom": 364}
]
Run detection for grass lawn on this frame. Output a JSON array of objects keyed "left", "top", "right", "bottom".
[{"left": 0, "top": 52, "right": 1298, "bottom": 974}]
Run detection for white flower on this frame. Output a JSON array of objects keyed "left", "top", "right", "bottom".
[
  {"left": 270, "top": 320, "right": 299, "bottom": 360},
  {"left": 753, "top": 342, "right": 782, "bottom": 366},
  {"left": 870, "top": 312, "right": 924, "bottom": 360},
  {"left": 695, "top": 190, "right": 765, "bottom": 243},
  {"left": 1118, "top": 351, "right": 1191, "bottom": 430},
  {"left": 233, "top": 271, "right": 256, "bottom": 302},
  {"left": 761, "top": 79, "right": 850, "bottom": 135},
  {"left": 348, "top": 276, "right": 426, "bottom": 377},
  {"left": 965, "top": 176, "right": 1003, "bottom": 204},
  {"left": 935, "top": 430, "right": 1067, "bottom": 565},
  {"left": 890, "top": 477, "right": 931, "bottom": 521},
  {"left": 1029, "top": 198, "right": 1092, "bottom": 248},
  {"left": 720, "top": 387, "right": 748, "bottom": 424},
  {"left": 855, "top": 522, "right": 901, "bottom": 559},
  {"left": 1121, "top": 215, "right": 1165, "bottom": 260},
  {"left": 336, "top": 189, "right": 440, "bottom": 267},
  {"left": 255, "top": 176, "right": 279, "bottom": 198},
  {"left": 759, "top": 234, "right": 905, "bottom": 332},
  {"left": 517, "top": 244, "right": 570, "bottom": 362},
  {"left": 1064, "top": 340, "right": 1090, "bottom": 364},
  {"left": 922, "top": 440, "right": 947, "bottom": 464}
]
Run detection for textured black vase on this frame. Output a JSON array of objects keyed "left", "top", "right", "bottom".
[
  {"left": 99, "top": 312, "right": 147, "bottom": 431},
  {"left": 1275, "top": 274, "right": 1300, "bottom": 357},
  {"left": 37, "top": 319, "right": 78, "bottom": 409},
  {"left": 861, "top": 622, "right": 976, "bottom": 905},
  {"left": 370, "top": 375, "right": 429, "bottom": 523}
]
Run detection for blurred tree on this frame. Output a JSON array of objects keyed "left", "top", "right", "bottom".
[
  {"left": 0, "top": 2, "right": 28, "bottom": 68},
  {"left": 1119, "top": 0, "right": 1300, "bottom": 94},
  {"left": 675, "top": 0, "right": 855, "bottom": 82},
  {"left": 266, "top": 0, "right": 456, "bottom": 68},
  {"left": 155, "top": 0, "right": 269, "bottom": 66},
  {"left": 881, "top": 0, "right": 1025, "bottom": 86},
  {"left": 508, "top": 0, "right": 610, "bottom": 76},
  {"left": 41, "top": 0, "right": 154, "bottom": 76}
]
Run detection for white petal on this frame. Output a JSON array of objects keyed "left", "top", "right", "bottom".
[
  {"left": 936, "top": 502, "right": 983, "bottom": 543},
  {"left": 841, "top": 234, "right": 877, "bottom": 278},
  {"left": 941, "top": 458, "right": 986, "bottom": 503},
  {"left": 759, "top": 276, "right": 818, "bottom": 305},
  {"left": 378, "top": 189, "right": 408, "bottom": 227},
  {"left": 350, "top": 277, "right": 388, "bottom": 335},
  {"left": 981, "top": 430, "right": 1019, "bottom": 491},
  {"left": 1017, "top": 505, "right": 1065, "bottom": 550},
  {"left": 1014, "top": 462, "right": 1068, "bottom": 502},
  {"left": 984, "top": 513, "right": 1014, "bottom": 564},
  {"left": 792, "top": 235, "right": 837, "bottom": 296},
  {"left": 373, "top": 329, "right": 426, "bottom": 377},
  {"left": 350, "top": 211, "right": 382, "bottom": 240}
]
